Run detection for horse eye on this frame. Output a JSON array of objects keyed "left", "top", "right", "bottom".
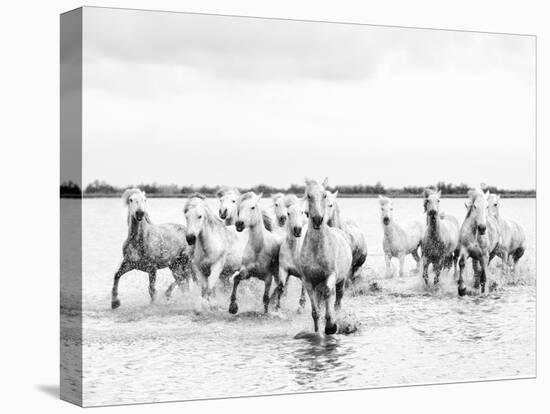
[
  {"left": 232, "top": 200, "right": 236, "bottom": 203},
  {"left": 329, "top": 204, "right": 333, "bottom": 208},
  {"left": 251, "top": 206, "right": 256, "bottom": 210},
  {"left": 198, "top": 215, "right": 202, "bottom": 219}
]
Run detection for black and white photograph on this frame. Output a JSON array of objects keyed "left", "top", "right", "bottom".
[{"left": 59, "top": 6, "right": 536, "bottom": 408}]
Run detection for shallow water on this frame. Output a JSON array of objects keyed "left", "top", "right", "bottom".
[{"left": 64, "top": 197, "right": 536, "bottom": 406}]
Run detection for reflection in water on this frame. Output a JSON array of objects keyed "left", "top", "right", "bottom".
[
  {"left": 75, "top": 198, "right": 536, "bottom": 406},
  {"left": 291, "top": 336, "right": 354, "bottom": 388}
]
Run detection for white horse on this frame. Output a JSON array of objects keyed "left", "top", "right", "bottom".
[
  {"left": 184, "top": 194, "right": 245, "bottom": 299},
  {"left": 300, "top": 179, "right": 353, "bottom": 335},
  {"left": 378, "top": 195, "right": 424, "bottom": 278},
  {"left": 325, "top": 190, "right": 368, "bottom": 280},
  {"left": 272, "top": 193, "right": 299, "bottom": 228},
  {"left": 421, "top": 189, "right": 460, "bottom": 287},
  {"left": 487, "top": 193, "right": 526, "bottom": 275},
  {"left": 229, "top": 192, "right": 284, "bottom": 314},
  {"left": 111, "top": 189, "right": 192, "bottom": 309},
  {"left": 272, "top": 197, "right": 308, "bottom": 310},
  {"left": 457, "top": 188, "right": 500, "bottom": 295},
  {"left": 216, "top": 186, "right": 240, "bottom": 225}
]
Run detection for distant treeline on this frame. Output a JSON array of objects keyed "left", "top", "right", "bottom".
[{"left": 60, "top": 179, "right": 536, "bottom": 198}]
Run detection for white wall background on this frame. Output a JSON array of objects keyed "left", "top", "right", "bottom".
[{"left": 0, "top": 1, "right": 547, "bottom": 413}]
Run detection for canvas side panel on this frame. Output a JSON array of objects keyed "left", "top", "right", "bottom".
[{"left": 60, "top": 7, "right": 83, "bottom": 407}]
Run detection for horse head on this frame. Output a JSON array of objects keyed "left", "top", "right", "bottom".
[
  {"left": 325, "top": 190, "right": 339, "bottom": 226},
  {"left": 304, "top": 177, "right": 329, "bottom": 230},
  {"left": 466, "top": 188, "right": 489, "bottom": 235},
  {"left": 235, "top": 192, "right": 263, "bottom": 232},
  {"left": 424, "top": 189, "right": 442, "bottom": 223},
  {"left": 183, "top": 194, "right": 208, "bottom": 245},
  {"left": 216, "top": 187, "right": 240, "bottom": 221},
  {"left": 378, "top": 195, "right": 394, "bottom": 226},
  {"left": 287, "top": 199, "right": 308, "bottom": 238},
  {"left": 487, "top": 193, "right": 500, "bottom": 218},
  {"left": 271, "top": 193, "right": 288, "bottom": 227},
  {"left": 122, "top": 188, "right": 147, "bottom": 222}
]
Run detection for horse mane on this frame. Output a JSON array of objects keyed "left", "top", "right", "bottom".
[
  {"left": 238, "top": 191, "right": 256, "bottom": 204},
  {"left": 378, "top": 195, "right": 390, "bottom": 206},
  {"left": 184, "top": 194, "right": 224, "bottom": 228},
  {"left": 284, "top": 194, "right": 299, "bottom": 207},
  {"left": 127, "top": 211, "right": 153, "bottom": 237},
  {"left": 465, "top": 188, "right": 484, "bottom": 219},
  {"left": 121, "top": 188, "right": 143, "bottom": 205},
  {"left": 216, "top": 186, "right": 240, "bottom": 198},
  {"left": 261, "top": 210, "right": 274, "bottom": 231}
]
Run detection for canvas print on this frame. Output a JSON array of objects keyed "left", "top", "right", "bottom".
[{"left": 60, "top": 7, "right": 536, "bottom": 407}]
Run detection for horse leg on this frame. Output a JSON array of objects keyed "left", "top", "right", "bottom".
[
  {"left": 228, "top": 268, "right": 245, "bottom": 314},
  {"left": 271, "top": 267, "right": 288, "bottom": 311},
  {"left": 207, "top": 260, "right": 224, "bottom": 298},
  {"left": 323, "top": 275, "right": 338, "bottom": 335},
  {"left": 511, "top": 247, "right": 524, "bottom": 275},
  {"left": 501, "top": 251, "right": 510, "bottom": 277},
  {"left": 472, "top": 258, "right": 481, "bottom": 290},
  {"left": 452, "top": 249, "right": 459, "bottom": 280},
  {"left": 148, "top": 269, "right": 157, "bottom": 303},
  {"left": 385, "top": 253, "right": 393, "bottom": 278},
  {"left": 335, "top": 279, "right": 345, "bottom": 311},
  {"left": 421, "top": 256, "right": 430, "bottom": 286},
  {"left": 111, "top": 260, "right": 134, "bottom": 309},
  {"left": 457, "top": 251, "right": 467, "bottom": 296},
  {"left": 411, "top": 248, "right": 421, "bottom": 273},
  {"left": 304, "top": 280, "right": 319, "bottom": 333},
  {"left": 398, "top": 254, "right": 406, "bottom": 278},
  {"left": 480, "top": 254, "right": 489, "bottom": 294},
  {"left": 263, "top": 274, "right": 273, "bottom": 314},
  {"left": 298, "top": 279, "right": 307, "bottom": 310},
  {"left": 433, "top": 261, "right": 442, "bottom": 286}
]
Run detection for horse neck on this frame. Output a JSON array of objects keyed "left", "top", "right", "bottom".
[
  {"left": 305, "top": 220, "right": 329, "bottom": 251},
  {"left": 248, "top": 217, "right": 268, "bottom": 247},
  {"left": 200, "top": 210, "right": 225, "bottom": 247},
  {"left": 383, "top": 219, "right": 400, "bottom": 241},
  {"left": 426, "top": 214, "right": 442, "bottom": 239},
  {"left": 127, "top": 212, "right": 152, "bottom": 240},
  {"left": 225, "top": 210, "right": 236, "bottom": 225}
]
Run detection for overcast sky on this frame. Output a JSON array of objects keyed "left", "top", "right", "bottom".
[{"left": 82, "top": 7, "right": 535, "bottom": 190}]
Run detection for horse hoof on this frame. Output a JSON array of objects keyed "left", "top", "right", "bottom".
[
  {"left": 228, "top": 302, "right": 238, "bottom": 314},
  {"left": 458, "top": 287, "right": 467, "bottom": 297},
  {"left": 111, "top": 299, "right": 121, "bottom": 309},
  {"left": 325, "top": 323, "right": 338, "bottom": 335}
]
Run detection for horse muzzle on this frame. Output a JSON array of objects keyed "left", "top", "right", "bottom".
[
  {"left": 219, "top": 209, "right": 228, "bottom": 220},
  {"left": 135, "top": 210, "right": 145, "bottom": 221},
  {"left": 312, "top": 216, "right": 323, "bottom": 229},
  {"left": 477, "top": 224, "right": 487, "bottom": 235},
  {"left": 293, "top": 227, "right": 302, "bottom": 237},
  {"left": 278, "top": 216, "right": 287, "bottom": 226},
  {"left": 235, "top": 221, "right": 245, "bottom": 232},
  {"left": 428, "top": 210, "right": 437, "bottom": 220},
  {"left": 186, "top": 234, "right": 196, "bottom": 245},
  {"left": 383, "top": 217, "right": 390, "bottom": 225}
]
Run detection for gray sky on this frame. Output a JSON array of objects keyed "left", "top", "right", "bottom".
[{"left": 82, "top": 7, "right": 536, "bottom": 190}]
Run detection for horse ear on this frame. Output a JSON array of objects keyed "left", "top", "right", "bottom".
[
  {"left": 436, "top": 190, "right": 442, "bottom": 198},
  {"left": 256, "top": 192, "right": 263, "bottom": 202},
  {"left": 464, "top": 202, "right": 470, "bottom": 210},
  {"left": 333, "top": 190, "right": 339, "bottom": 197},
  {"left": 322, "top": 177, "right": 329, "bottom": 187}
]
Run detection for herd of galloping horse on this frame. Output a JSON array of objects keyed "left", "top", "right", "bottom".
[{"left": 110, "top": 178, "right": 526, "bottom": 335}]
